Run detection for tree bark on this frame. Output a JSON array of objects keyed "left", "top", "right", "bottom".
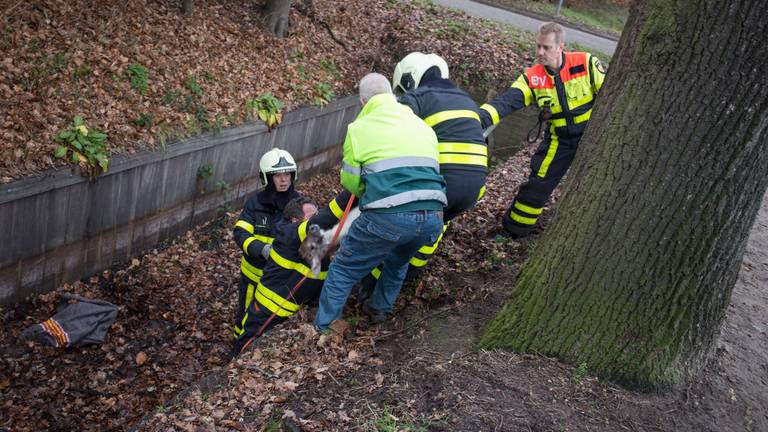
[
  {"left": 480, "top": 0, "right": 768, "bottom": 389},
  {"left": 182, "top": 0, "right": 193, "bottom": 16},
  {"left": 263, "top": 0, "right": 292, "bottom": 38}
]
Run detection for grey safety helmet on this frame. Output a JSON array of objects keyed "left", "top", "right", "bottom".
[
  {"left": 391, "top": 52, "right": 450, "bottom": 95},
  {"left": 259, "top": 148, "right": 297, "bottom": 186}
]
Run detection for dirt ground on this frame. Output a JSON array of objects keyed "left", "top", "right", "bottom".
[{"left": 285, "top": 198, "right": 768, "bottom": 432}]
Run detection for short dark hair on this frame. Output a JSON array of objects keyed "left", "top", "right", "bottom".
[{"left": 283, "top": 196, "right": 315, "bottom": 221}]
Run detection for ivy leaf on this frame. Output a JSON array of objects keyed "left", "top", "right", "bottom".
[
  {"left": 97, "top": 156, "right": 109, "bottom": 172},
  {"left": 73, "top": 115, "right": 84, "bottom": 126},
  {"left": 54, "top": 146, "right": 68, "bottom": 158},
  {"left": 55, "top": 130, "right": 73, "bottom": 142}
]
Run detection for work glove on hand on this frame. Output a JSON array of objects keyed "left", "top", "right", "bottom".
[{"left": 261, "top": 244, "right": 272, "bottom": 260}]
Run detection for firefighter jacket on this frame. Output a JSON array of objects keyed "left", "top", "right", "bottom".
[
  {"left": 479, "top": 51, "right": 606, "bottom": 141},
  {"left": 340, "top": 93, "right": 447, "bottom": 213},
  {"left": 233, "top": 187, "right": 300, "bottom": 285},
  {"left": 399, "top": 77, "right": 488, "bottom": 174},
  {"left": 253, "top": 190, "right": 357, "bottom": 319}
]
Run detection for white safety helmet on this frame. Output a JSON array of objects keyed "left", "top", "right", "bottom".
[
  {"left": 259, "top": 148, "right": 297, "bottom": 186},
  {"left": 391, "top": 52, "right": 449, "bottom": 95}
]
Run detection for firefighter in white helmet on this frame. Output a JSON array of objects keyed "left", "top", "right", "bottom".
[
  {"left": 358, "top": 52, "right": 488, "bottom": 301},
  {"left": 232, "top": 148, "right": 299, "bottom": 339}
]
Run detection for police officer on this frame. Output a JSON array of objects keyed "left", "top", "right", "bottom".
[
  {"left": 479, "top": 22, "right": 606, "bottom": 238},
  {"left": 232, "top": 148, "right": 299, "bottom": 339},
  {"left": 358, "top": 52, "right": 487, "bottom": 296}
]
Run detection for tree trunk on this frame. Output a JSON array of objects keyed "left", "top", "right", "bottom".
[
  {"left": 480, "top": 0, "right": 768, "bottom": 389},
  {"left": 263, "top": 0, "right": 291, "bottom": 38},
  {"left": 182, "top": 0, "right": 193, "bottom": 16}
]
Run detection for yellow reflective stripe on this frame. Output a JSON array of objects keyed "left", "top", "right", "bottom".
[
  {"left": 480, "top": 104, "right": 499, "bottom": 125},
  {"left": 270, "top": 249, "right": 327, "bottom": 279},
  {"left": 371, "top": 267, "right": 381, "bottom": 279},
  {"left": 438, "top": 154, "right": 487, "bottom": 167},
  {"left": 511, "top": 76, "right": 533, "bottom": 106},
  {"left": 410, "top": 256, "right": 428, "bottom": 267},
  {"left": 573, "top": 109, "right": 591, "bottom": 124},
  {"left": 550, "top": 117, "right": 567, "bottom": 128},
  {"left": 244, "top": 283, "right": 256, "bottom": 311},
  {"left": 329, "top": 199, "right": 344, "bottom": 219},
  {"left": 255, "top": 235, "right": 274, "bottom": 244},
  {"left": 254, "top": 291, "right": 295, "bottom": 317},
  {"left": 550, "top": 109, "right": 592, "bottom": 128},
  {"left": 257, "top": 282, "right": 300, "bottom": 312},
  {"left": 437, "top": 142, "right": 487, "bottom": 156},
  {"left": 569, "top": 95, "right": 594, "bottom": 110},
  {"left": 423, "top": 110, "right": 480, "bottom": 127},
  {"left": 243, "top": 237, "right": 257, "bottom": 256},
  {"left": 298, "top": 220, "right": 309, "bottom": 242},
  {"left": 235, "top": 220, "right": 254, "bottom": 234},
  {"left": 537, "top": 132, "right": 559, "bottom": 178},
  {"left": 476, "top": 185, "right": 486, "bottom": 201},
  {"left": 514, "top": 201, "right": 543, "bottom": 215},
  {"left": 417, "top": 224, "right": 448, "bottom": 255},
  {"left": 510, "top": 212, "right": 538, "bottom": 225},
  {"left": 241, "top": 257, "right": 264, "bottom": 282}
]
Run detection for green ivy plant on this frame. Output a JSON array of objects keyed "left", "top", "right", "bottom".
[
  {"left": 54, "top": 115, "right": 109, "bottom": 182},
  {"left": 127, "top": 63, "right": 149, "bottom": 95},
  {"left": 245, "top": 93, "right": 284, "bottom": 129},
  {"left": 313, "top": 82, "right": 334, "bottom": 107}
]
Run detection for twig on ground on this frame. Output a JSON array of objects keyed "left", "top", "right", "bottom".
[{"left": 374, "top": 304, "right": 462, "bottom": 341}]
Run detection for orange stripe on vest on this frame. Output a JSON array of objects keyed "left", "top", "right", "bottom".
[{"left": 525, "top": 51, "right": 589, "bottom": 87}]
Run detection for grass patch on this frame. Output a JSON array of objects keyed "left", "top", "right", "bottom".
[{"left": 481, "top": 0, "right": 628, "bottom": 36}]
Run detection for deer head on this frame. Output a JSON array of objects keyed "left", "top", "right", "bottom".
[{"left": 299, "top": 224, "right": 326, "bottom": 277}]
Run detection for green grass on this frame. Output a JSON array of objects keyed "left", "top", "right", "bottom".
[
  {"left": 367, "top": 406, "right": 427, "bottom": 432},
  {"left": 482, "top": 0, "right": 628, "bottom": 36},
  {"left": 568, "top": 42, "right": 612, "bottom": 63}
]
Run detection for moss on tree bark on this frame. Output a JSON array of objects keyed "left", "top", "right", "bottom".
[{"left": 480, "top": 0, "right": 768, "bottom": 389}]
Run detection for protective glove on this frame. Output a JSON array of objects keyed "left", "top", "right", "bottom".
[{"left": 261, "top": 244, "right": 272, "bottom": 260}]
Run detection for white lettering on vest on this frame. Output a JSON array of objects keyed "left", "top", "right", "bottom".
[{"left": 530, "top": 75, "right": 548, "bottom": 87}]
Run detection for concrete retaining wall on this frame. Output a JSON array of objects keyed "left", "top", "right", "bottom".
[{"left": 0, "top": 96, "right": 360, "bottom": 306}]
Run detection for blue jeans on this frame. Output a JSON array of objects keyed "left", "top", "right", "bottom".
[{"left": 314, "top": 209, "right": 444, "bottom": 330}]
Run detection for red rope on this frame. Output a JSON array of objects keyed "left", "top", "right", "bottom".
[{"left": 239, "top": 195, "right": 355, "bottom": 354}]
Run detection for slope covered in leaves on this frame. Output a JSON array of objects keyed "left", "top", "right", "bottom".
[
  {"left": 0, "top": 144, "right": 540, "bottom": 431},
  {"left": 0, "top": 0, "right": 532, "bottom": 180}
]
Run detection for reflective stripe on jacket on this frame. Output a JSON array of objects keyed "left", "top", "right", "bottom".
[
  {"left": 479, "top": 51, "right": 606, "bottom": 139},
  {"left": 340, "top": 93, "right": 447, "bottom": 213},
  {"left": 399, "top": 80, "right": 487, "bottom": 173},
  {"left": 254, "top": 191, "right": 356, "bottom": 318},
  {"left": 233, "top": 189, "right": 298, "bottom": 284}
]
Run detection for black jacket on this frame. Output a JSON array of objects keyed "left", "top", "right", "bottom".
[
  {"left": 399, "top": 76, "right": 487, "bottom": 174},
  {"left": 233, "top": 186, "right": 300, "bottom": 283}
]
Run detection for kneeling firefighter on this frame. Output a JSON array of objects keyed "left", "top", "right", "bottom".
[
  {"left": 232, "top": 191, "right": 357, "bottom": 356},
  {"left": 359, "top": 52, "right": 488, "bottom": 298},
  {"left": 232, "top": 148, "right": 300, "bottom": 339}
]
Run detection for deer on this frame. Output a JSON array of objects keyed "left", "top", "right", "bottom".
[{"left": 299, "top": 207, "right": 361, "bottom": 276}]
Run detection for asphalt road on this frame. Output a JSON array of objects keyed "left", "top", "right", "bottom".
[{"left": 433, "top": 0, "right": 618, "bottom": 55}]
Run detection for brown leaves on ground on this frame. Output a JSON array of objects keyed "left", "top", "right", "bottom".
[
  {"left": 0, "top": 144, "right": 539, "bottom": 431},
  {"left": 0, "top": 0, "right": 531, "bottom": 179}
]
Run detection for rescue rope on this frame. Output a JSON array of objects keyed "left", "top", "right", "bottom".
[{"left": 239, "top": 195, "right": 356, "bottom": 354}]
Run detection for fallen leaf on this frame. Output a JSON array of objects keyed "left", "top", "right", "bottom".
[
  {"left": 135, "top": 351, "right": 148, "bottom": 365},
  {"left": 347, "top": 350, "right": 359, "bottom": 361}
]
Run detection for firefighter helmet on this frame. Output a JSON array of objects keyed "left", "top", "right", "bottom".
[
  {"left": 391, "top": 52, "right": 449, "bottom": 95},
  {"left": 259, "top": 148, "right": 297, "bottom": 185}
]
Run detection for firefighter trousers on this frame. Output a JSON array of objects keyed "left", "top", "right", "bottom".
[
  {"left": 502, "top": 134, "right": 578, "bottom": 237},
  {"left": 232, "top": 278, "right": 322, "bottom": 355}
]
